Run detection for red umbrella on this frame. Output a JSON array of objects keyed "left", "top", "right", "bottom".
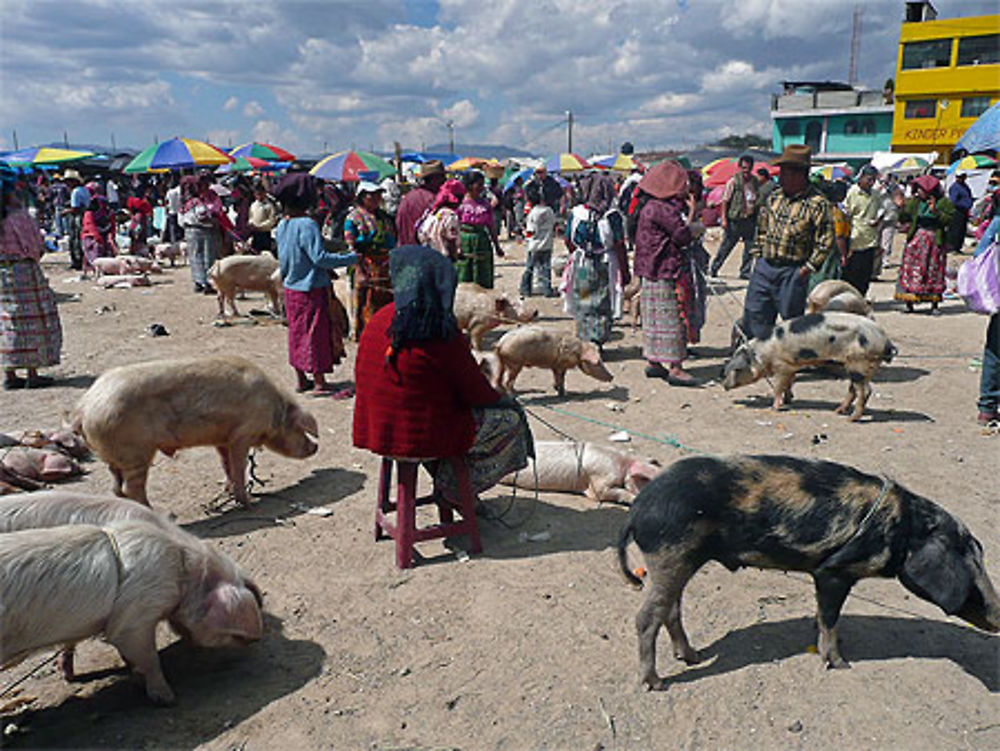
[{"left": 703, "top": 158, "right": 778, "bottom": 188}]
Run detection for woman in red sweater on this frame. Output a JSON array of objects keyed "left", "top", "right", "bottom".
[{"left": 353, "top": 244, "right": 531, "bottom": 495}]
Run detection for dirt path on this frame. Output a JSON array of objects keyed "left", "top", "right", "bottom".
[{"left": 2, "top": 229, "right": 998, "bottom": 750}]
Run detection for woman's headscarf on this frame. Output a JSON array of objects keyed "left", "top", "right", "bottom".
[
  {"left": 912, "top": 174, "right": 942, "bottom": 198},
  {"left": 275, "top": 172, "right": 317, "bottom": 212},
  {"left": 638, "top": 160, "right": 689, "bottom": 200},
  {"left": 431, "top": 179, "right": 466, "bottom": 213},
  {"left": 387, "top": 244, "right": 459, "bottom": 360}
]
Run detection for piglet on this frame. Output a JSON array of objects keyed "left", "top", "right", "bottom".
[
  {"left": 0, "top": 518, "right": 263, "bottom": 705},
  {"left": 0, "top": 446, "right": 82, "bottom": 482},
  {"left": 154, "top": 241, "right": 187, "bottom": 266},
  {"left": 209, "top": 254, "right": 282, "bottom": 317},
  {"left": 92, "top": 256, "right": 140, "bottom": 277},
  {"left": 722, "top": 312, "right": 896, "bottom": 421},
  {"left": 494, "top": 325, "right": 613, "bottom": 395},
  {"left": 500, "top": 441, "right": 660, "bottom": 504},
  {"left": 71, "top": 355, "right": 319, "bottom": 506},
  {"left": 454, "top": 282, "right": 538, "bottom": 350},
  {"left": 807, "top": 279, "right": 872, "bottom": 317}
]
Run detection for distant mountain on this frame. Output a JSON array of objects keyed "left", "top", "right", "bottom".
[{"left": 425, "top": 143, "right": 537, "bottom": 160}]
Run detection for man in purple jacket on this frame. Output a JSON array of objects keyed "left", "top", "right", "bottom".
[{"left": 395, "top": 160, "right": 446, "bottom": 246}]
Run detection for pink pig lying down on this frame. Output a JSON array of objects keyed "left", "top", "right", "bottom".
[
  {"left": 0, "top": 518, "right": 263, "bottom": 705},
  {"left": 71, "top": 356, "right": 319, "bottom": 507},
  {"left": 500, "top": 441, "right": 661, "bottom": 504}
]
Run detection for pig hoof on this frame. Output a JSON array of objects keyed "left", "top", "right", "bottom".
[
  {"left": 848, "top": 413, "right": 864, "bottom": 422},
  {"left": 642, "top": 675, "right": 668, "bottom": 691},
  {"left": 824, "top": 656, "right": 850, "bottom": 670},
  {"left": 145, "top": 684, "right": 177, "bottom": 706},
  {"left": 676, "top": 648, "right": 701, "bottom": 665},
  {"left": 58, "top": 649, "right": 76, "bottom": 681}
]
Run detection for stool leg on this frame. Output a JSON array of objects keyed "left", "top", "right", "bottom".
[
  {"left": 375, "top": 458, "right": 393, "bottom": 541},
  {"left": 452, "top": 458, "right": 482, "bottom": 554},
  {"left": 396, "top": 462, "right": 418, "bottom": 569}
]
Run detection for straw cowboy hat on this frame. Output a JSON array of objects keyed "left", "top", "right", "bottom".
[
  {"left": 418, "top": 160, "right": 445, "bottom": 178},
  {"left": 771, "top": 144, "right": 812, "bottom": 169},
  {"left": 62, "top": 169, "right": 83, "bottom": 182}
]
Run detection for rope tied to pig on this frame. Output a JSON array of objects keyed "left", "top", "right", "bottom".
[{"left": 816, "top": 475, "right": 894, "bottom": 571}]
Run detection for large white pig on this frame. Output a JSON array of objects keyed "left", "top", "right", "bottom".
[
  {"left": 806, "top": 279, "right": 872, "bottom": 317},
  {"left": 500, "top": 441, "right": 660, "bottom": 504},
  {"left": 453, "top": 282, "right": 538, "bottom": 350},
  {"left": 71, "top": 356, "right": 319, "bottom": 506},
  {"left": 494, "top": 326, "right": 614, "bottom": 395},
  {"left": 209, "top": 254, "right": 282, "bottom": 317},
  {"left": 0, "top": 518, "right": 263, "bottom": 705}
]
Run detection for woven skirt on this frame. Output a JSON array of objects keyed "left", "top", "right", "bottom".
[
  {"left": 284, "top": 286, "right": 343, "bottom": 374},
  {"left": 0, "top": 258, "right": 62, "bottom": 369},
  {"left": 640, "top": 277, "right": 686, "bottom": 364}
]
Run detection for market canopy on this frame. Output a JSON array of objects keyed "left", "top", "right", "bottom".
[
  {"left": 309, "top": 150, "right": 395, "bottom": 182},
  {"left": 955, "top": 100, "right": 1000, "bottom": 154},
  {"left": 229, "top": 142, "right": 296, "bottom": 162},
  {"left": 0, "top": 146, "right": 94, "bottom": 166},
  {"left": 124, "top": 137, "right": 233, "bottom": 173}
]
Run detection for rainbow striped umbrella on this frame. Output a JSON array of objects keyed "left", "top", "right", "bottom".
[
  {"left": 124, "top": 138, "right": 232, "bottom": 173},
  {"left": 229, "top": 142, "right": 296, "bottom": 162},
  {"left": 217, "top": 156, "right": 291, "bottom": 174},
  {"left": 702, "top": 157, "right": 778, "bottom": 188},
  {"left": 811, "top": 164, "right": 853, "bottom": 181},
  {"left": 946, "top": 154, "right": 997, "bottom": 174},
  {"left": 0, "top": 146, "right": 94, "bottom": 166},
  {"left": 447, "top": 156, "right": 500, "bottom": 172},
  {"left": 886, "top": 155, "right": 931, "bottom": 173},
  {"left": 592, "top": 154, "right": 645, "bottom": 172},
  {"left": 543, "top": 153, "right": 590, "bottom": 173},
  {"left": 309, "top": 150, "right": 395, "bottom": 182}
]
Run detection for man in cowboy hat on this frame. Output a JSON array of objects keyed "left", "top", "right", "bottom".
[
  {"left": 395, "top": 159, "right": 446, "bottom": 245},
  {"left": 63, "top": 169, "right": 89, "bottom": 271},
  {"left": 738, "top": 144, "right": 834, "bottom": 341}
]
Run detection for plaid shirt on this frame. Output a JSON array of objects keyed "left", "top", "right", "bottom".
[{"left": 753, "top": 185, "right": 834, "bottom": 272}]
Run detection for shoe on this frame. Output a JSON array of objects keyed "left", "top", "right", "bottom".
[
  {"left": 203, "top": 284, "right": 216, "bottom": 295},
  {"left": 194, "top": 283, "right": 205, "bottom": 293},
  {"left": 3, "top": 375, "right": 26, "bottom": 390},
  {"left": 295, "top": 379, "right": 314, "bottom": 393},
  {"left": 25, "top": 374, "right": 55, "bottom": 389},
  {"left": 977, "top": 410, "right": 999, "bottom": 426},
  {"left": 666, "top": 373, "right": 704, "bottom": 388}
]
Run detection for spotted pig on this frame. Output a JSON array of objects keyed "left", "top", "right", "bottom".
[
  {"left": 617, "top": 454, "right": 1000, "bottom": 690},
  {"left": 722, "top": 312, "right": 896, "bottom": 421}
]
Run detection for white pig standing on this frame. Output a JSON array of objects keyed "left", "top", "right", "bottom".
[
  {"left": 209, "top": 254, "right": 283, "bottom": 317},
  {"left": 453, "top": 282, "right": 538, "bottom": 350},
  {"left": 806, "top": 279, "right": 872, "bottom": 317},
  {"left": 722, "top": 311, "right": 896, "bottom": 421},
  {"left": 500, "top": 441, "right": 660, "bottom": 504},
  {"left": 71, "top": 356, "right": 319, "bottom": 506},
  {"left": 494, "top": 325, "right": 614, "bottom": 395},
  {"left": 0, "top": 517, "right": 263, "bottom": 705}
]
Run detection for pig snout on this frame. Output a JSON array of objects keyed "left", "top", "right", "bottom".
[
  {"left": 579, "top": 359, "right": 613, "bottom": 382},
  {"left": 181, "top": 582, "right": 264, "bottom": 647},
  {"left": 266, "top": 405, "right": 319, "bottom": 458}
]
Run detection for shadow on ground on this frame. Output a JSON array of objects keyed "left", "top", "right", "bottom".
[
  {"left": 657, "top": 614, "right": 997, "bottom": 692},
  {"left": 732, "top": 395, "right": 935, "bottom": 423},
  {"left": 5, "top": 614, "right": 325, "bottom": 749}
]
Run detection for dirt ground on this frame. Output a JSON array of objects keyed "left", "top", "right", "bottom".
[{"left": 2, "top": 228, "right": 998, "bottom": 751}]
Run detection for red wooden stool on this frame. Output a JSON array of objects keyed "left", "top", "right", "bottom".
[{"left": 375, "top": 456, "right": 483, "bottom": 569}]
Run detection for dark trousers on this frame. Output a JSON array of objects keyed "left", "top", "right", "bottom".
[
  {"left": 69, "top": 213, "right": 84, "bottom": 270},
  {"left": 742, "top": 257, "right": 809, "bottom": 340},
  {"left": 712, "top": 217, "right": 756, "bottom": 278},
  {"left": 842, "top": 246, "right": 876, "bottom": 297},
  {"left": 979, "top": 313, "right": 1000, "bottom": 415}
]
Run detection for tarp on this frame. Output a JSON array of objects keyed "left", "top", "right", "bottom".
[{"left": 955, "top": 101, "right": 1000, "bottom": 154}]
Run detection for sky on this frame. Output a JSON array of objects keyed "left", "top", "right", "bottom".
[{"left": 0, "top": 0, "right": 994, "bottom": 158}]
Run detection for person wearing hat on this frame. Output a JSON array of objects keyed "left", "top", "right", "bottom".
[
  {"left": 842, "top": 164, "right": 883, "bottom": 296},
  {"left": 894, "top": 174, "right": 955, "bottom": 314},
  {"left": 633, "top": 160, "right": 702, "bottom": 386},
  {"left": 741, "top": 144, "right": 834, "bottom": 341},
  {"left": 1, "top": 167, "right": 62, "bottom": 389},
  {"left": 346, "top": 181, "right": 396, "bottom": 340},
  {"left": 710, "top": 154, "right": 759, "bottom": 279},
  {"left": 395, "top": 160, "right": 446, "bottom": 245},
  {"left": 62, "top": 169, "right": 89, "bottom": 271},
  {"left": 946, "top": 171, "right": 973, "bottom": 253},
  {"left": 274, "top": 172, "right": 358, "bottom": 395}
]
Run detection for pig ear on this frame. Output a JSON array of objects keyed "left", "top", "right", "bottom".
[
  {"left": 244, "top": 577, "right": 264, "bottom": 608},
  {"left": 289, "top": 406, "right": 319, "bottom": 437},
  {"left": 205, "top": 583, "right": 264, "bottom": 640},
  {"left": 899, "top": 533, "right": 971, "bottom": 615},
  {"left": 628, "top": 461, "right": 660, "bottom": 489}
]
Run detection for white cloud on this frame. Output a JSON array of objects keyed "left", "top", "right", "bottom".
[
  {"left": 701, "top": 60, "right": 778, "bottom": 94},
  {"left": 243, "top": 101, "right": 265, "bottom": 118},
  {"left": 223, "top": 96, "right": 239, "bottom": 112},
  {"left": 439, "top": 100, "right": 479, "bottom": 129}
]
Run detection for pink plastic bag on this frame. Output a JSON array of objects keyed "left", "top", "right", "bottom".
[{"left": 957, "top": 242, "right": 1000, "bottom": 314}]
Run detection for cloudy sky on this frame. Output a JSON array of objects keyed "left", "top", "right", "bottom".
[{"left": 0, "top": 0, "right": 993, "bottom": 157}]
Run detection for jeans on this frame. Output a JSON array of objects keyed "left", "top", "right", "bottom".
[
  {"left": 979, "top": 313, "right": 1000, "bottom": 415},
  {"left": 520, "top": 249, "right": 553, "bottom": 295},
  {"left": 742, "top": 257, "right": 809, "bottom": 340},
  {"left": 711, "top": 217, "right": 756, "bottom": 278}
]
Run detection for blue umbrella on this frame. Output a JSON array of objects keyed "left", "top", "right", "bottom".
[
  {"left": 956, "top": 100, "right": 1000, "bottom": 154},
  {"left": 503, "top": 167, "right": 533, "bottom": 190}
]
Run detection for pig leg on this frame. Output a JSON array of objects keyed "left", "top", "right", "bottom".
[
  {"left": 225, "top": 443, "right": 252, "bottom": 506},
  {"left": 849, "top": 373, "right": 871, "bottom": 422},
  {"left": 636, "top": 553, "right": 700, "bottom": 690},
  {"left": 502, "top": 363, "right": 522, "bottom": 392},
  {"left": 121, "top": 464, "right": 152, "bottom": 506},
  {"left": 587, "top": 479, "right": 633, "bottom": 505},
  {"left": 228, "top": 292, "right": 241, "bottom": 318},
  {"left": 58, "top": 645, "right": 77, "bottom": 681},
  {"left": 553, "top": 368, "right": 567, "bottom": 396},
  {"left": 111, "top": 624, "right": 175, "bottom": 705},
  {"left": 216, "top": 447, "right": 234, "bottom": 493},
  {"left": 812, "top": 573, "right": 855, "bottom": 668},
  {"left": 771, "top": 372, "right": 795, "bottom": 410},
  {"left": 109, "top": 465, "right": 125, "bottom": 496}
]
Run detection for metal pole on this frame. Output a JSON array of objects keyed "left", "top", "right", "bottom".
[
  {"left": 566, "top": 111, "right": 573, "bottom": 153},
  {"left": 12, "top": 129, "right": 17, "bottom": 150},
  {"left": 448, "top": 121, "right": 455, "bottom": 155},
  {"left": 63, "top": 130, "right": 69, "bottom": 148},
  {"left": 111, "top": 133, "right": 116, "bottom": 152}
]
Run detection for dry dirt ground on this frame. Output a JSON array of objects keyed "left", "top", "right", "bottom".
[{"left": 2, "top": 228, "right": 998, "bottom": 751}]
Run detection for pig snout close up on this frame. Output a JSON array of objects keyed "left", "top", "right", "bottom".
[
  {"left": 500, "top": 441, "right": 660, "bottom": 504},
  {"left": 617, "top": 454, "right": 1000, "bottom": 691},
  {"left": 0, "top": 518, "right": 263, "bottom": 705},
  {"left": 722, "top": 312, "right": 895, "bottom": 420},
  {"left": 494, "top": 325, "right": 613, "bottom": 395},
  {"left": 454, "top": 282, "right": 538, "bottom": 350},
  {"left": 209, "top": 254, "right": 282, "bottom": 317},
  {"left": 71, "top": 355, "right": 319, "bottom": 506}
]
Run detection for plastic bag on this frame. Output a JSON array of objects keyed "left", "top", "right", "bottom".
[{"left": 957, "top": 241, "right": 1000, "bottom": 314}]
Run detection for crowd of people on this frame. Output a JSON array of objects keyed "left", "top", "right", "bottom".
[{"left": 2, "top": 146, "right": 999, "bottom": 430}]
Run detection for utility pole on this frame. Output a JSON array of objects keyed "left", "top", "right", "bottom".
[
  {"left": 111, "top": 132, "right": 116, "bottom": 152},
  {"left": 566, "top": 111, "right": 573, "bottom": 153},
  {"left": 12, "top": 129, "right": 17, "bottom": 150},
  {"left": 63, "top": 130, "right": 69, "bottom": 148},
  {"left": 848, "top": 4, "right": 863, "bottom": 85},
  {"left": 447, "top": 120, "right": 455, "bottom": 155}
]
